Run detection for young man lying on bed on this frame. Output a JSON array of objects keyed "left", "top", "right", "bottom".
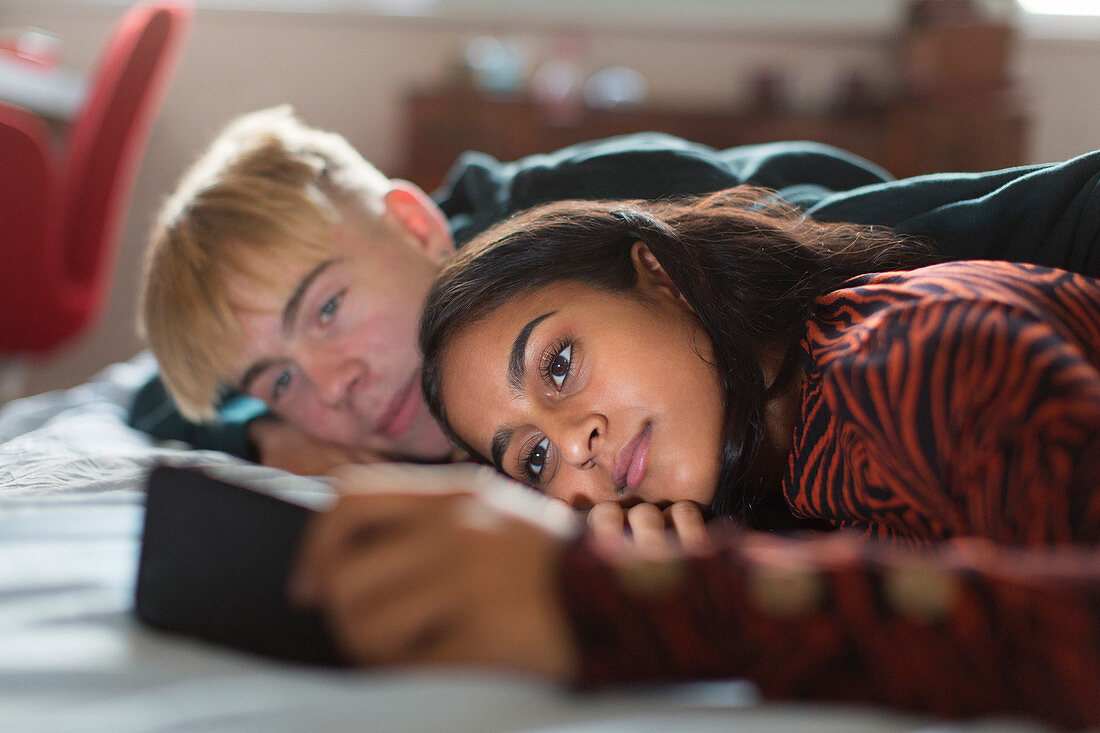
[{"left": 133, "top": 105, "right": 1100, "bottom": 479}]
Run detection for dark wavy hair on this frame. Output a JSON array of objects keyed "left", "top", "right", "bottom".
[{"left": 419, "top": 186, "right": 941, "bottom": 526}]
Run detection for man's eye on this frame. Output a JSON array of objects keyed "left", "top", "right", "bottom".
[
  {"left": 318, "top": 291, "right": 344, "bottom": 325},
  {"left": 272, "top": 369, "right": 294, "bottom": 401},
  {"left": 523, "top": 437, "right": 551, "bottom": 482},
  {"left": 546, "top": 343, "right": 571, "bottom": 389}
]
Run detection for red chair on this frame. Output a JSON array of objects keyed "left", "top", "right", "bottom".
[{"left": 0, "top": 1, "right": 192, "bottom": 355}]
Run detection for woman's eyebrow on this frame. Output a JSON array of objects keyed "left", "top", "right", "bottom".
[
  {"left": 490, "top": 426, "right": 516, "bottom": 473},
  {"left": 508, "top": 311, "right": 555, "bottom": 394}
]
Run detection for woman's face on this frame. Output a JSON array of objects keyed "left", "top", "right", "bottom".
[{"left": 439, "top": 248, "right": 726, "bottom": 508}]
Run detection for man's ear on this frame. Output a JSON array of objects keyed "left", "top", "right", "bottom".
[
  {"left": 630, "top": 241, "right": 693, "bottom": 311},
  {"left": 383, "top": 180, "right": 455, "bottom": 261}
]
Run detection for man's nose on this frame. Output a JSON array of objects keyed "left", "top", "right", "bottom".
[{"left": 299, "top": 349, "right": 365, "bottom": 407}]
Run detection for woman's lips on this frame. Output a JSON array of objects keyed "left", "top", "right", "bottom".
[
  {"left": 612, "top": 423, "right": 652, "bottom": 493},
  {"left": 377, "top": 374, "right": 422, "bottom": 440}
]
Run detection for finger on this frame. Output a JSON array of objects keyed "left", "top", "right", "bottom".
[
  {"left": 328, "top": 462, "right": 499, "bottom": 496},
  {"left": 291, "top": 492, "right": 463, "bottom": 605},
  {"left": 329, "top": 463, "right": 578, "bottom": 543},
  {"left": 476, "top": 483, "right": 579, "bottom": 537},
  {"left": 326, "top": 566, "right": 461, "bottom": 666},
  {"left": 319, "top": 538, "right": 461, "bottom": 665},
  {"left": 665, "top": 501, "right": 710, "bottom": 554},
  {"left": 625, "top": 503, "right": 670, "bottom": 559},
  {"left": 586, "top": 502, "right": 627, "bottom": 553},
  {"left": 587, "top": 501, "right": 624, "bottom": 536},
  {"left": 316, "top": 517, "right": 455, "bottom": 609}
]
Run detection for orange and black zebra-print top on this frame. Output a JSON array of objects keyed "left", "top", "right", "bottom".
[
  {"left": 559, "top": 262, "right": 1100, "bottom": 728},
  {"left": 788, "top": 260, "right": 1100, "bottom": 545}
]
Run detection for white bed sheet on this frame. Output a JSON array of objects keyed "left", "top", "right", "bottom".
[{"left": 0, "top": 355, "right": 1054, "bottom": 732}]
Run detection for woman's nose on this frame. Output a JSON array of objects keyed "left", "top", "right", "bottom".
[{"left": 553, "top": 413, "right": 605, "bottom": 469}]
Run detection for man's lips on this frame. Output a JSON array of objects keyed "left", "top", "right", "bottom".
[
  {"left": 376, "top": 374, "right": 422, "bottom": 440},
  {"left": 611, "top": 423, "right": 652, "bottom": 493}
]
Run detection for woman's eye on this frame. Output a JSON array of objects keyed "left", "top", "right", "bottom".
[
  {"left": 523, "top": 437, "right": 551, "bottom": 480},
  {"left": 318, "top": 291, "right": 343, "bottom": 325},
  {"left": 547, "top": 344, "right": 571, "bottom": 389}
]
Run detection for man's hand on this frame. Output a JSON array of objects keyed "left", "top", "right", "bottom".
[
  {"left": 587, "top": 501, "right": 711, "bottom": 558},
  {"left": 248, "top": 416, "right": 384, "bottom": 476},
  {"left": 289, "top": 464, "right": 580, "bottom": 679}
]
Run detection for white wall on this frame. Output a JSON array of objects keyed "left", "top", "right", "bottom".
[
  {"left": 1016, "top": 36, "right": 1100, "bottom": 164},
  {"left": 2, "top": 1, "right": 1099, "bottom": 396}
]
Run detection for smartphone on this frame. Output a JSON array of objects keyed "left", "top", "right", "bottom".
[{"left": 135, "top": 464, "right": 347, "bottom": 666}]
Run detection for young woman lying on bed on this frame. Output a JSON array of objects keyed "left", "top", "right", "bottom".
[{"left": 290, "top": 188, "right": 1100, "bottom": 729}]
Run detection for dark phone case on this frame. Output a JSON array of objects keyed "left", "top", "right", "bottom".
[{"left": 135, "top": 465, "right": 347, "bottom": 666}]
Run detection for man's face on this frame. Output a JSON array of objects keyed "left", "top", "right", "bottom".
[{"left": 227, "top": 200, "right": 453, "bottom": 461}]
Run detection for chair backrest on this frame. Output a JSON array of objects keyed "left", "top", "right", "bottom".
[
  {"left": 0, "top": 2, "right": 191, "bottom": 355},
  {"left": 0, "top": 101, "right": 59, "bottom": 351},
  {"left": 58, "top": 0, "right": 192, "bottom": 338}
]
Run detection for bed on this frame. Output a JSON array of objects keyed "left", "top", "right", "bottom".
[{"left": 0, "top": 353, "right": 1053, "bottom": 732}]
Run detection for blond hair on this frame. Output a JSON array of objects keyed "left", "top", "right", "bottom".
[{"left": 139, "top": 106, "right": 392, "bottom": 420}]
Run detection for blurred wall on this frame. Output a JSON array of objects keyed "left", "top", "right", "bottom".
[{"left": 2, "top": 1, "right": 1099, "bottom": 397}]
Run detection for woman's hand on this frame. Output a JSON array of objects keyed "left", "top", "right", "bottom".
[
  {"left": 586, "top": 500, "right": 710, "bottom": 558},
  {"left": 290, "top": 464, "right": 580, "bottom": 679}
]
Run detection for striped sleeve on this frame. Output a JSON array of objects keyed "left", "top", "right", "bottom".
[
  {"left": 816, "top": 290, "right": 1100, "bottom": 545},
  {"left": 559, "top": 529, "right": 1100, "bottom": 729}
]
